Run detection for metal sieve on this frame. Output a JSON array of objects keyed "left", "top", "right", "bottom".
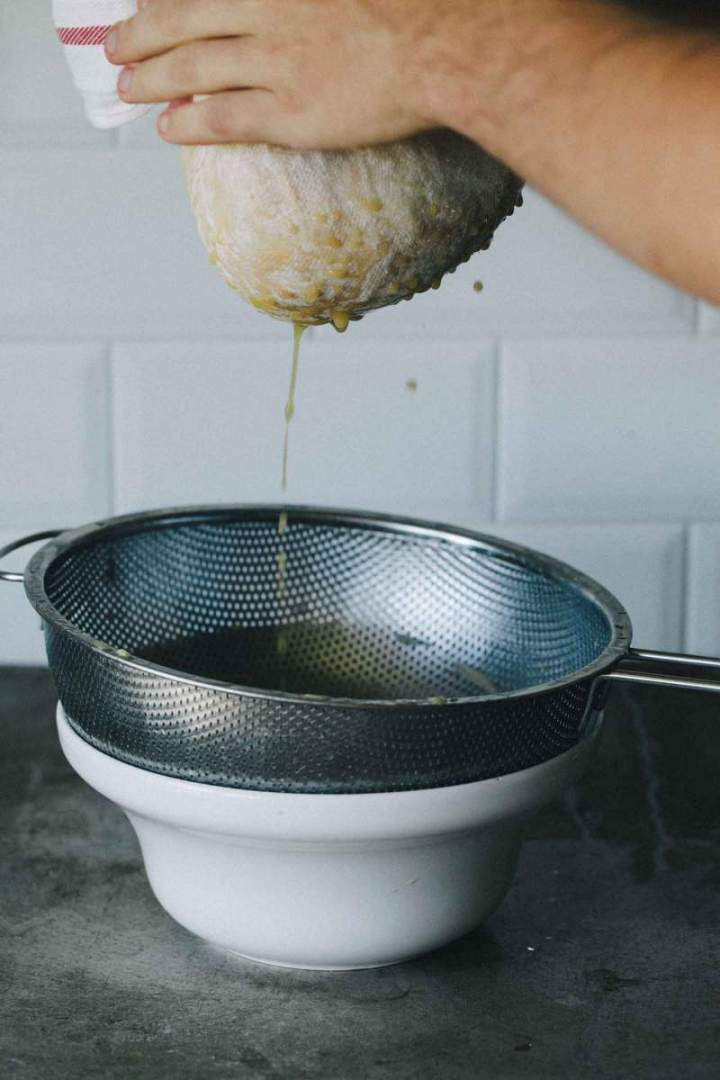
[{"left": 2, "top": 505, "right": 720, "bottom": 793}]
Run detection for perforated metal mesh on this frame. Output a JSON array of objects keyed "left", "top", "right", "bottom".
[{"left": 27, "top": 507, "right": 630, "bottom": 793}]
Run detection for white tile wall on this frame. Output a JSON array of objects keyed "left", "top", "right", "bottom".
[
  {"left": 0, "top": 0, "right": 113, "bottom": 148},
  {"left": 117, "top": 107, "right": 162, "bottom": 148},
  {"left": 485, "top": 522, "right": 685, "bottom": 651},
  {"left": 0, "top": 161, "right": 694, "bottom": 345},
  {"left": 1, "top": 6, "right": 719, "bottom": 665},
  {"left": 498, "top": 339, "right": 720, "bottom": 523},
  {"left": 112, "top": 338, "right": 496, "bottom": 517},
  {"left": 0, "top": 343, "right": 110, "bottom": 526},
  {"left": 0, "top": 148, "right": 284, "bottom": 341},
  {"left": 687, "top": 525, "right": 720, "bottom": 656},
  {"left": 112, "top": 339, "right": 290, "bottom": 511},
  {"left": 0, "top": 531, "right": 50, "bottom": 665},
  {"left": 424, "top": 514, "right": 685, "bottom": 649},
  {"left": 698, "top": 302, "right": 720, "bottom": 335}
]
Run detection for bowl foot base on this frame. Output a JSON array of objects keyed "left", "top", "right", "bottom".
[{"left": 229, "top": 950, "right": 404, "bottom": 972}]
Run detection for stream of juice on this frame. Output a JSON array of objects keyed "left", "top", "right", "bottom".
[
  {"left": 282, "top": 322, "right": 306, "bottom": 493},
  {"left": 276, "top": 323, "right": 307, "bottom": 665}
]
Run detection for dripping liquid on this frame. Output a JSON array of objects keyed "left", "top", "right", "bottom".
[
  {"left": 282, "top": 322, "right": 306, "bottom": 492},
  {"left": 276, "top": 323, "right": 306, "bottom": 673}
]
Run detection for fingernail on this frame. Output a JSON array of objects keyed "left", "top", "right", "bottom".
[
  {"left": 104, "top": 28, "right": 117, "bottom": 57},
  {"left": 157, "top": 112, "right": 170, "bottom": 136},
  {"left": 117, "top": 68, "right": 133, "bottom": 96}
]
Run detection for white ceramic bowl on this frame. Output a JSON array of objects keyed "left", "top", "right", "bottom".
[{"left": 57, "top": 705, "right": 596, "bottom": 970}]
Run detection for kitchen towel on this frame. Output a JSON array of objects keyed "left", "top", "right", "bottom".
[{"left": 52, "top": 0, "right": 153, "bottom": 128}]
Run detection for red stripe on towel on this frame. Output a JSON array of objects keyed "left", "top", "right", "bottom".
[{"left": 57, "top": 25, "right": 112, "bottom": 46}]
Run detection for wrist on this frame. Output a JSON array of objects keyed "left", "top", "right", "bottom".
[{"left": 412, "top": 0, "right": 652, "bottom": 151}]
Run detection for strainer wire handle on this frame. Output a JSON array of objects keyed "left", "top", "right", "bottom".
[
  {"left": 0, "top": 530, "right": 65, "bottom": 584},
  {"left": 606, "top": 648, "right": 720, "bottom": 694}
]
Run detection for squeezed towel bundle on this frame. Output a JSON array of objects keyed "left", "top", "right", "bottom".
[{"left": 52, "top": 0, "right": 152, "bottom": 128}]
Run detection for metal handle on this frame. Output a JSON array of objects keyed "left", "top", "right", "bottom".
[
  {"left": 0, "top": 530, "right": 64, "bottom": 584},
  {"left": 606, "top": 648, "right": 720, "bottom": 694}
]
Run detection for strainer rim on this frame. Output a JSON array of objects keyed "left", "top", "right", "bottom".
[{"left": 24, "top": 503, "right": 633, "bottom": 710}]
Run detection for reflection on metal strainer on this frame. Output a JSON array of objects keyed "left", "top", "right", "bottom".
[{"left": 25, "top": 506, "right": 630, "bottom": 793}]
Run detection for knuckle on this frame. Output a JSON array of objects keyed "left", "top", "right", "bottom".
[
  {"left": 111, "top": 19, "right": 133, "bottom": 58},
  {"left": 161, "top": 0, "right": 194, "bottom": 41},
  {"left": 169, "top": 46, "right": 198, "bottom": 90}
]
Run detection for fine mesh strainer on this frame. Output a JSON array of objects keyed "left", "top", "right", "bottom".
[{"left": 2, "top": 505, "right": 720, "bottom": 794}]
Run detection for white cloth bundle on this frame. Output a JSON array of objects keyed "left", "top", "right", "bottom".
[
  {"left": 184, "top": 133, "right": 522, "bottom": 326},
  {"left": 52, "top": 0, "right": 152, "bottom": 128}
]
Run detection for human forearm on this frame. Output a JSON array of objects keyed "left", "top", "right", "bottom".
[
  {"left": 109, "top": 0, "right": 720, "bottom": 301},
  {"left": 417, "top": 0, "right": 720, "bottom": 301}
]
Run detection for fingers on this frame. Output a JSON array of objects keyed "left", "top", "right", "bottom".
[
  {"left": 106, "top": 0, "right": 255, "bottom": 64},
  {"left": 118, "top": 38, "right": 268, "bottom": 103},
  {"left": 156, "top": 89, "right": 282, "bottom": 145}
]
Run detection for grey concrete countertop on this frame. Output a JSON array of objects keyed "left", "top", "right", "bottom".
[{"left": 1, "top": 667, "right": 718, "bottom": 1079}]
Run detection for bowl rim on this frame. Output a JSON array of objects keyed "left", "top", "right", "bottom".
[
  {"left": 27, "top": 504, "right": 633, "bottom": 711},
  {"left": 57, "top": 703, "right": 596, "bottom": 840}
]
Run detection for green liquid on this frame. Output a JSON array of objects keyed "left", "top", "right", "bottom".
[
  {"left": 277, "top": 324, "right": 306, "bottom": 664},
  {"left": 282, "top": 323, "right": 306, "bottom": 492},
  {"left": 141, "top": 623, "right": 492, "bottom": 700}
]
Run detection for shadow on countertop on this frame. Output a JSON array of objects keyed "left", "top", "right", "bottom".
[{"left": 0, "top": 667, "right": 718, "bottom": 1080}]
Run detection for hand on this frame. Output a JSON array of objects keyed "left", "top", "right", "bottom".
[{"left": 105, "top": 0, "right": 441, "bottom": 148}]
